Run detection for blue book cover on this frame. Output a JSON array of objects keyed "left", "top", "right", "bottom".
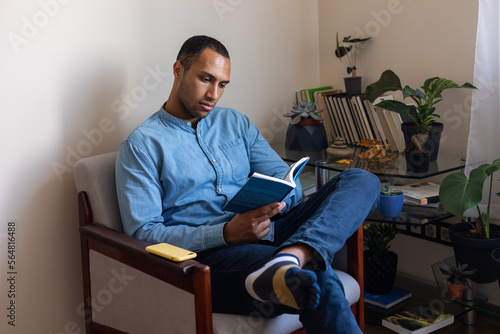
[
  {"left": 223, "top": 157, "right": 309, "bottom": 213},
  {"left": 364, "top": 287, "right": 412, "bottom": 309}
]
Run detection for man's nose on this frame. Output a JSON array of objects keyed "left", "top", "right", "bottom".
[{"left": 206, "top": 84, "right": 218, "bottom": 101}]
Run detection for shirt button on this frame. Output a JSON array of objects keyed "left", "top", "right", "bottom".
[
  {"left": 198, "top": 134, "right": 201, "bottom": 138},
  {"left": 186, "top": 121, "right": 191, "bottom": 126},
  {"left": 218, "top": 188, "right": 222, "bottom": 192},
  {"left": 212, "top": 158, "right": 216, "bottom": 163}
]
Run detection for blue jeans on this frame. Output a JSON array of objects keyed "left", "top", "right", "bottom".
[{"left": 197, "top": 168, "right": 380, "bottom": 333}]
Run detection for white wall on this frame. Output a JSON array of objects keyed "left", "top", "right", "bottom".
[{"left": 0, "top": 1, "right": 320, "bottom": 332}]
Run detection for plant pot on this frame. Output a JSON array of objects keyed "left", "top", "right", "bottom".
[
  {"left": 285, "top": 119, "right": 328, "bottom": 151},
  {"left": 446, "top": 281, "right": 464, "bottom": 299},
  {"left": 405, "top": 151, "right": 430, "bottom": 173},
  {"left": 491, "top": 248, "right": 500, "bottom": 287},
  {"left": 344, "top": 77, "right": 362, "bottom": 96},
  {"left": 401, "top": 122, "right": 443, "bottom": 161},
  {"left": 449, "top": 222, "right": 500, "bottom": 283},
  {"left": 378, "top": 192, "right": 404, "bottom": 218},
  {"left": 364, "top": 250, "right": 398, "bottom": 294}
]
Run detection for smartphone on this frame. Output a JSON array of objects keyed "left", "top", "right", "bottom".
[{"left": 145, "top": 243, "right": 197, "bottom": 262}]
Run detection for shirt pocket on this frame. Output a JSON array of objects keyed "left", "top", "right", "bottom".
[{"left": 219, "top": 138, "right": 250, "bottom": 182}]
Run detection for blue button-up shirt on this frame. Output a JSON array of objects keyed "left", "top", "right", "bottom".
[{"left": 115, "top": 106, "right": 302, "bottom": 252}]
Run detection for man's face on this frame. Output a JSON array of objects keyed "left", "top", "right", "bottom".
[{"left": 175, "top": 48, "right": 230, "bottom": 122}]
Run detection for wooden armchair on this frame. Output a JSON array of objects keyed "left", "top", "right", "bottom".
[{"left": 73, "top": 151, "right": 364, "bottom": 333}]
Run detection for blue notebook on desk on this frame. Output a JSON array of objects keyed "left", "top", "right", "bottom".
[{"left": 364, "top": 287, "right": 412, "bottom": 309}]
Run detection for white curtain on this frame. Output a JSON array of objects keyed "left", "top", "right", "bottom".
[{"left": 466, "top": 0, "right": 500, "bottom": 219}]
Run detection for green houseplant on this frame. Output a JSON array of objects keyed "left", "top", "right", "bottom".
[
  {"left": 365, "top": 70, "right": 477, "bottom": 170},
  {"left": 284, "top": 101, "right": 328, "bottom": 151},
  {"left": 378, "top": 182, "right": 404, "bottom": 218},
  {"left": 363, "top": 223, "right": 399, "bottom": 294},
  {"left": 439, "top": 257, "right": 476, "bottom": 299},
  {"left": 439, "top": 158, "right": 500, "bottom": 283},
  {"left": 335, "top": 33, "right": 371, "bottom": 95}
]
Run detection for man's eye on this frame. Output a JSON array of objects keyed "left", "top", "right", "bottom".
[
  {"left": 219, "top": 83, "right": 227, "bottom": 89},
  {"left": 202, "top": 77, "right": 210, "bottom": 82}
]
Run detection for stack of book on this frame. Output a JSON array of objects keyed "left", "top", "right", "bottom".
[{"left": 295, "top": 87, "right": 409, "bottom": 152}]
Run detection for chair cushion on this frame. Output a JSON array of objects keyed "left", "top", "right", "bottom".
[
  {"left": 212, "top": 269, "right": 359, "bottom": 334},
  {"left": 73, "top": 151, "right": 122, "bottom": 231}
]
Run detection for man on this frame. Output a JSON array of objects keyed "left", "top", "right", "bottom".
[{"left": 116, "top": 35, "right": 380, "bottom": 333}]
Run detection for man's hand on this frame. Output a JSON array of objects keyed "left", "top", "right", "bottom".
[{"left": 223, "top": 202, "right": 286, "bottom": 244}]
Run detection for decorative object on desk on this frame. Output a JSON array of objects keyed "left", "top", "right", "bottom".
[
  {"left": 326, "top": 137, "right": 354, "bottom": 158},
  {"left": 439, "top": 257, "right": 476, "bottom": 299},
  {"left": 336, "top": 159, "right": 353, "bottom": 165},
  {"left": 364, "top": 287, "right": 412, "bottom": 310},
  {"left": 335, "top": 33, "right": 371, "bottom": 95},
  {"left": 358, "top": 143, "right": 395, "bottom": 163},
  {"left": 439, "top": 158, "right": 500, "bottom": 283},
  {"left": 382, "top": 305, "right": 453, "bottom": 334},
  {"left": 363, "top": 223, "right": 399, "bottom": 294},
  {"left": 378, "top": 183, "right": 404, "bottom": 218},
  {"left": 365, "top": 70, "right": 478, "bottom": 164},
  {"left": 284, "top": 102, "right": 328, "bottom": 151}
]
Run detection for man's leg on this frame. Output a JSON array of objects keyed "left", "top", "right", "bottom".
[
  {"left": 299, "top": 264, "right": 362, "bottom": 334},
  {"left": 245, "top": 168, "right": 380, "bottom": 332},
  {"left": 196, "top": 243, "right": 298, "bottom": 317}
]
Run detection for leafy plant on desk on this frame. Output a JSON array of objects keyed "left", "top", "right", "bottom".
[
  {"left": 283, "top": 101, "right": 324, "bottom": 124},
  {"left": 363, "top": 223, "right": 399, "bottom": 259},
  {"left": 365, "top": 70, "right": 477, "bottom": 153},
  {"left": 380, "top": 182, "right": 402, "bottom": 196}
]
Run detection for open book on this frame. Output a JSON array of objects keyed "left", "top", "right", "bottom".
[{"left": 223, "top": 156, "right": 310, "bottom": 213}]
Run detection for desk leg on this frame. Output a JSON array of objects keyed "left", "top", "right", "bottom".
[
  {"left": 315, "top": 161, "right": 328, "bottom": 189},
  {"left": 462, "top": 283, "right": 477, "bottom": 325}
]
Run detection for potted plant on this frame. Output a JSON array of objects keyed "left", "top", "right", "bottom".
[
  {"left": 335, "top": 33, "right": 371, "bottom": 95},
  {"left": 378, "top": 182, "right": 404, "bottom": 218},
  {"left": 284, "top": 101, "right": 328, "bottom": 151},
  {"left": 365, "top": 70, "right": 477, "bottom": 171},
  {"left": 363, "top": 223, "right": 400, "bottom": 294},
  {"left": 439, "top": 257, "right": 476, "bottom": 299},
  {"left": 439, "top": 158, "right": 500, "bottom": 283}
]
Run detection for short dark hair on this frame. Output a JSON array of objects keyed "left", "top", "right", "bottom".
[{"left": 176, "top": 35, "right": 230, "bottom": 71}]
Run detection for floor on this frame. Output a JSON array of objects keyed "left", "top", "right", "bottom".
[{"left": 363, "top": 275, "right": 500, "bottom": 334}]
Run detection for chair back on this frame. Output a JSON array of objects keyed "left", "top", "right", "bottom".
[{"left": 73, "top": 151, "right": 122, "bottom": 232}]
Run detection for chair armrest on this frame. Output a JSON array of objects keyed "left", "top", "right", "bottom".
[{"left": 80, "top": 223, "right": 207, "bottom": 293}]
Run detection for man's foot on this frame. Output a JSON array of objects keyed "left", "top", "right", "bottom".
[{"left": 245, "top": 254, "right": 320, "bottom": 309}]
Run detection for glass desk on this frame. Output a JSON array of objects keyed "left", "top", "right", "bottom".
[
  {"left": 271, "top": 143, "right": 464, "bottom": 226},
  {"left": 270, "top": 143, "right": 465, "bottom": 180}
]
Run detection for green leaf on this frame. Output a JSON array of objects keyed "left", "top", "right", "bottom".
[
  {"left": 365, "top": 70, "right": 403, "bottom": 102},
  {"left": 402, "top": 86, "right": 426, "bottom": 101},
  {"left": 374, "top": 100, "right": 410, "bottom": 116},
  {"left": 423, "top": 77, "right": 439, "bottom": 88},
  {"left": 439, "top": 168, "right": 489, "bottom": 218},
  {"left": 483, "top": 159, "right": 500, "bottom": 177},
  {"left": 461, "top": 82, "right": 478, "bottom": 89},
  {"left": 429, "top": 78, "right": 460, "bottom": 94}
]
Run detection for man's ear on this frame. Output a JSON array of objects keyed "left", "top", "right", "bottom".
[{"left": 173, "top": 60, "right": 184, "bottom": 78}]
